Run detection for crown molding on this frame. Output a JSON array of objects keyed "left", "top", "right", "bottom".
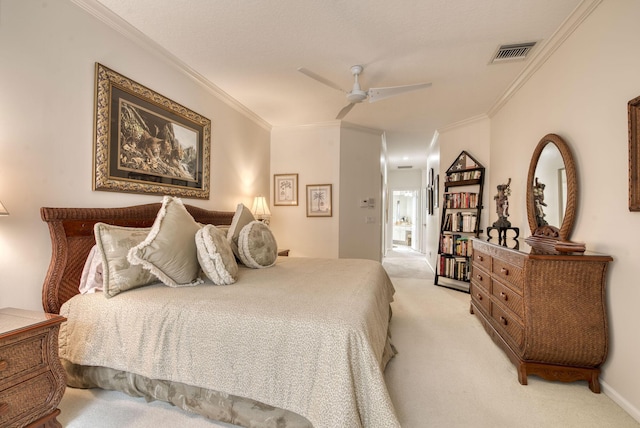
[
  {"left": 438, "top": 114, "right": 489, "bottom": 134},
  {"left": 70, "top": 0, "right": 271, "bottom": 131},
  {"left": 487, "top": 0, "right": 603, "bottom": 117}
]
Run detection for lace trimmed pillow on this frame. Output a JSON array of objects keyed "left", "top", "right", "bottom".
[
  {"left": 238, "top": 220, "right": 278, "bottom": 268},
  {"left": 128, "top": 196, "right": 203, "bottom": 287},
  {"left": 196, "top": 224, "right": 238, "bottom": 285},
  {"left": 79, "top": 245, "right": 103, "bottom": 294}
]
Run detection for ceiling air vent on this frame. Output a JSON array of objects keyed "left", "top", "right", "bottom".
[
  {"left": 397, "top": 165, "right": 413, "bottom": 169},
  {"left": 490, "top": 42, "right": 536, "bottom": 64}
]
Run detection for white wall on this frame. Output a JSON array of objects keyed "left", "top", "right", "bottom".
[
  {"left": 270, "top": 122, "right": 383, "bottom": 260},
  {"left": 270, "top": 124, "right": 341, "bottom": 258},
  {"left": 489, "top": 0, "right": 640, "bottom": 420},
  {"left": 339, "top": 125, "right": 383, "bottom": 261},
  {"left": 0, "top": 0, "right": 270, "bottom": 311}
]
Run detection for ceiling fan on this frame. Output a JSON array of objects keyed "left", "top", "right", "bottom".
[{"left": 297, "top": 65, "right": 432, "bottom": 120}]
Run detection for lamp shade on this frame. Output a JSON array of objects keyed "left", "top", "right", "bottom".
[
  {"left": 251, "top": 196, "right": 271, "bottom": 218},
  {"left": 0, "top": 201, "right": 8, "bottom": 216}
]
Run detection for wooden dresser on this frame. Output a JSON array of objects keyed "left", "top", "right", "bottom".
[
  {"left": 469, "top": 239, "right": 612, "bottom": 393},
  {"left": 0, "top": 308, "right": 66, "bottom": 428}
]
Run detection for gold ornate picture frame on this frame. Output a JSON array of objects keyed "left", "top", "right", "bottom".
[
  {"left": 629, "top": 95, "right": 640, "bottom": 211},
  {"left": 93, "top": 63, "right": 210, "bottom": 199}
]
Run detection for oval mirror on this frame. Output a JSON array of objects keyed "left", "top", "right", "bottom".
[{"left": 526, "top": 134, "right": 581, "bottom": 251}]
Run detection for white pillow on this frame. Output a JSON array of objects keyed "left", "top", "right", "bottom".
[
  {"left": 238, "top": 221, "right": 278, "bottom": 268},
  {"left": 128, "top": 196, "right": 203, "bottom": 287},
  {"left": 79, "top": 245, "right": 103, "bottom": 294},
  {"left": 196, "top": 224, "right": 238, "bottom": 285},
  {"left": 94, "top": 223, "right": 157, "bottom": 298},
  {"left": 227, "top": 203, "right": 256, "bottom": 260}
]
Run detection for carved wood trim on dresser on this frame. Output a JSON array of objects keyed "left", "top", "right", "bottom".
[
  {"left": 0, "top": 308, "right": 66, "bottom": 427},
  {"left": 469, "top": 239, "right": 612, "bottom": 393}
]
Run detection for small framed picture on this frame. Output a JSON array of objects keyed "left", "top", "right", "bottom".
[
  {"left": 306, "top": 184, "right": 332, "bottom": 217},
  {"left": 274, "top": 173, "right": 298, "bottom": 206}
]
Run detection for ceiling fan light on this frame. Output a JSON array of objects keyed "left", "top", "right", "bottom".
[{"left": 347, "top": 90, "right": 367, "bottom": 103}]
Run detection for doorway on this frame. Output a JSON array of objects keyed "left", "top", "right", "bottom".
[{"left": 392, "top": 190, "right": 419, "bottom": 251}]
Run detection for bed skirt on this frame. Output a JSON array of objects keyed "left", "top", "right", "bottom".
[{"left": 61, "top": 332, "right": 397, "bottom": 428}]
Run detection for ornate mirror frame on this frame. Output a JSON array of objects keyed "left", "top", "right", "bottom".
[{"left": 525, "top": 133, "right": 584, "bottom": 252}]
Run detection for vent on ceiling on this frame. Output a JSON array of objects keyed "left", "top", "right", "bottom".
[
  {"left": 397, "top": 165, "right": 413, "bottom": 169},
  {"left": 490, "top": 42, "right": 536, "bottom": 64}
]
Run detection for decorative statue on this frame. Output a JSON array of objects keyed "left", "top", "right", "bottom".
[
  {"left": 492, "top": 178, "right": 512, "bottom": 228},
  {"left": 533, "top": 177, "right": 548, "bottom": 227}
]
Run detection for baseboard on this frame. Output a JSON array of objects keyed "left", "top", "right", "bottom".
[{"left": 601, "top": 380, "right": 640, "bottom": 423}]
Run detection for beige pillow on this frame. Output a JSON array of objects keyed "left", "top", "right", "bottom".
[
  {"left": 227, "top": 203, "right": 256, "bottom": 259},
  {"left": 128, "top": 196, "right": 203, "bottom": 287},
  {"left": 196, "top": 224, "right": 238, "bottom": 285},
  {"left": 94, "top": 224, "right": 157, "bottom": 298},
  {"left": 238, "top": 221, "right": 278, "bottom": 268}
]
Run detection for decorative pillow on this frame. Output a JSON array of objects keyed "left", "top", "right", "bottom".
[
  {"left": 196, "top": 224, "right": 238, "bottom": 285},
  {"left": 227, "top": 203, "right": 256, "bottom": 259},
  {"left": 93, "top": 224, "right": 157, "bottom": 298},
  {"left": 238, "top": 220, "right": 278, "bottom": 268},
  {"left": 79, "top": 245, "right": 103, "bottom": 294},
  {"left": 128, "top": 196, "right": 203, "bottom": 287}
]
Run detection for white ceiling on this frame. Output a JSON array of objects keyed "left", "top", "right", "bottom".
[{"left": 87, "top": 0, "right": 582, "bottom": 169}]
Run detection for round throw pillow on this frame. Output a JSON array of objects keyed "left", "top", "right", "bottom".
[
  {"left": 238, "top": 221, "right": 278, "bottom": 268},
  {"left": 196, "top": 224, "right": 238, "bottom": 285}
]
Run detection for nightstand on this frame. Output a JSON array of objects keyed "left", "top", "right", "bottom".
[{"left": 0, "top": 308, "right": 66, "bottom": 428}]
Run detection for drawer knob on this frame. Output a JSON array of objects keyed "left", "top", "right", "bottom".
[
  {"left": 500, "top": 316, "right": 508, "bottom": 326},
  {"left": 0, "top": 402, "right": 9, "bottom": 416},
  {"left": 476, "top": 255, "right": 484, "bottom": 261},
  {"left": 501, "top": 267, "right": 509, "bottom": 275},
  {"left": 500, "top": 291, "right": 508, "bottom": 301},
  {"left": 476, "top": 274, "right": 483, "bottom": 281},
  {"left": 476, "top": 293, "right": 483, "bottom": 301},
  {"left": 0, "top": 360, "right": 7, "bottom": 371}
]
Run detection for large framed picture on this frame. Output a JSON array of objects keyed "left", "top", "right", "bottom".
[
  {"left": 93, "top": 63, "right": 211, "bottom": 199},
  {"left": 274, "top": 173, "right": 298, "bottom": 206},
  {"left": 629, "top": 95, "right": 640, "bottom": 211},
  {"left": 306, "top": 184, "right": 332, "bottom": 217}
]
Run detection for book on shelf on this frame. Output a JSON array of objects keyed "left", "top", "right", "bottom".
[
  {"left": 439, "top": 254, "right": 471, "bottom": 281},
  {"left": 439, "top": 233, "right": 472, "bottom": 256},
  {"left": 443, "top": 192, "right": 478, "bottom": 209},
  {"left": 442, "top": 212, "right": 477, "bottom": 233},
  {"left": 446, "top": 170, "right": 482, "bottom": 183}
]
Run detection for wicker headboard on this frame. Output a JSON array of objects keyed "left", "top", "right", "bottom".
[{"left": 40, "top": 203, "right": 235, "bottom": 314}]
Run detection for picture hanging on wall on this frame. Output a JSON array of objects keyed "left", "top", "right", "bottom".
[
  {"left": 629, "top": 94, "right": 640, "bottom": 211},
  {"left": 93, "top": 63, "right": 211, "bottom": 199},
  {"left": 306, "top": 184, "right": 332, "bottom": 217},
  {"left": 274, "top": 173, "right": 299, "bottom": 206}
]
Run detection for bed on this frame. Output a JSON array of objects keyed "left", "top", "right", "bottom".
[{"left": 40, "top": 201, "right": 400, "bottom": 428}]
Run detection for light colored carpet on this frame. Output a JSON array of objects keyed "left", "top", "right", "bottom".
[{"left": 57, "top": 248, "right": 639, "bottom": 427}]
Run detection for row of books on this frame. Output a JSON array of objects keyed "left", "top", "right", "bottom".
[
  {"left": 446, "top": 170, "right": 482, "bottom": 182},
  {"left": 442, "top": 212, "right": 477, "bottom": 233},
  {"left": 439, "top": 233, "right": 472, "bottom": 256},
  {"left": 438, "top": 255, "right": 470, "bottom": 281},
  {"left": 443, "top": 192, "right": 478, "bottom": 209}
]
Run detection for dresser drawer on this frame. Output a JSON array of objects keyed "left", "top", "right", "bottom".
[
  {"left": 0, "top": 371, "right": 56, "bottom": 427},
  {"left": 470, "top": 281, "right": 491, "bottom": 315},
  {"left": 492, "top": 258, "right": 523, "bottom": 291},
  {"left": 0, "top": 334, "right": 46, "bottom": 384},
  {"left": 472, "top": 249, "right": 491, "bottom": 272},
  {"left": 470, "top": 264, "right": 491, "bottom": 293},
  {"left": 492, "top": 279, "right": 523, "bottom": 320},
  {"left": 491, "top": 303, "right": 523, "bottom": 350}
]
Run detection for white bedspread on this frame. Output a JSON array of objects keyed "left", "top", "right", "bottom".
[{"left": 59, "top": 257, "right": 400, "bottom": 428}]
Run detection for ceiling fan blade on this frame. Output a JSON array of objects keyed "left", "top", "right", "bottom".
[
  {"left": 336, "top": 103, "right": 356, "bottom": 120},
  {"left": 368, "top": 82, "right": 432, "bottom": 103},
  {"left": 297, "top": 67, "right": 346, "bottom": 93}
]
